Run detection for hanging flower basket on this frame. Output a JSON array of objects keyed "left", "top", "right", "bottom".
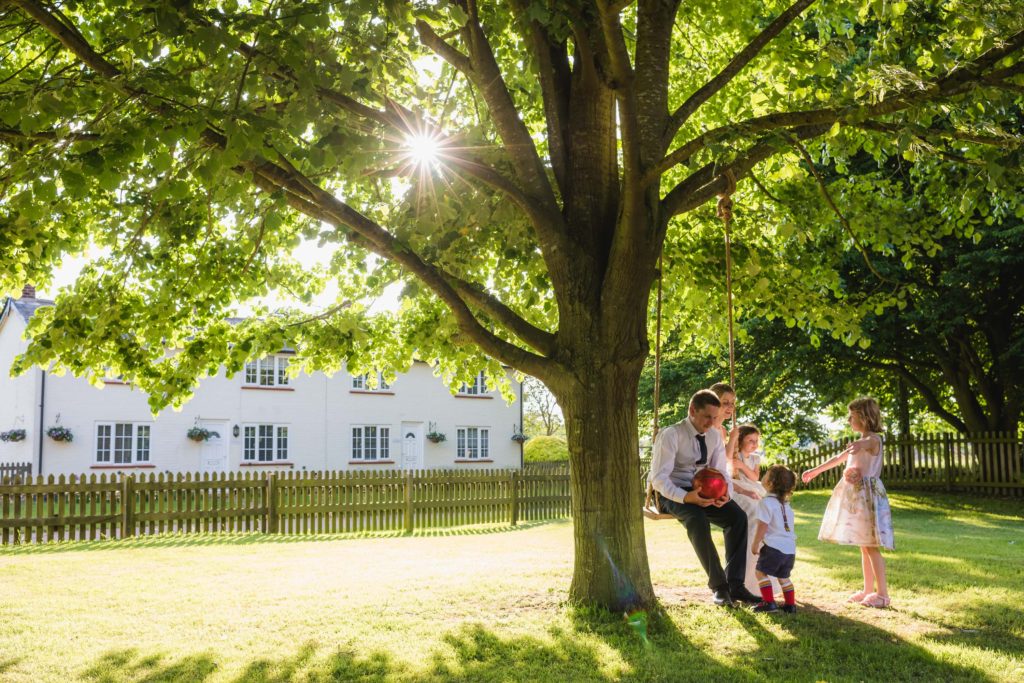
[
  {"left": 0, "top": 429, "right": 27, "bottom": 443},
  {"left": 187, "top": 426, "right": 220, "bottom": 442},
  {"left": 426, "top": 421, "right": 446, "bottom": 443},
  {"left": 46, "top": 426, "right": 73, "bottom": 443},
  {"left": 511, "top": 432, "right": 529, "bottom": 444}
]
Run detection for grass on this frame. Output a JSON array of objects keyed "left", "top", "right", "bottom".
[{"left": 0, "top": 490, "right": 1021, "bottom": 682}]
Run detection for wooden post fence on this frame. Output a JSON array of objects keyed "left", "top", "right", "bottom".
[{"left": 509, "top": 469, "right": 519, "bottom": 526}]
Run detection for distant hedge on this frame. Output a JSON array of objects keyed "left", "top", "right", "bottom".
[{"left": 523, "top": 435, "right": 569, "bottom": 463}]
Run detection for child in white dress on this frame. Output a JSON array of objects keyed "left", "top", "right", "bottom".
[
  {"left": 802, "top": 397, "right": 894, "bottom": 608},
  {"left": 728, "top": 424, "right": 767, "bottom": 594}
]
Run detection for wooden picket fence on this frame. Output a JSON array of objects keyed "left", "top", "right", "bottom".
[
  {"left": 787, "top": 431, "right": 1024, "bottom": 497},
  {"left": 0, "top": 465, "right": 572, "bottom": 546},
  {"left": 0, "top": 462, "right": 31, "bottom": 481}
]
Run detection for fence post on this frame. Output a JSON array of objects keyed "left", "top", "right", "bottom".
[
  {"left": 122, "top": 474, "right": 135, "bottom": 539},
  {"left": 266, "top": 473, "right": 278, "bottom": 534},
  {"left": 404, "top": 470, "right": 414, "bottom": 533},
  {"left": 509, "top": 469, "right": 519, "bottom": 527},
  {"left": 943, "top": 433, "right": 954, "bottom": 492}
]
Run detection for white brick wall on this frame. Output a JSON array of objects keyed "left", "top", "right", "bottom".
[
  {"left": 0, "top": 310, "right": 38, "bottom": 469},
  {"left": 0, "top": 307, "right": 524, "bottom": 476}
]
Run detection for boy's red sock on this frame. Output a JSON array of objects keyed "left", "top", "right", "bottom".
[
  {"left": 758, "top": 579, "right": 774, "bottom": 603},
  {"left": 780, "top": 578, "right": 795, "bottom": 606}
]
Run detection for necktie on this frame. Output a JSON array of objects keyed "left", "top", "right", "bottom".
[{"left": 695, "top": 434, "right": 708, "bottom": 465}]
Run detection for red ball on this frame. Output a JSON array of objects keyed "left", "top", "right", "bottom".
[{"left": 693, "top": 467, "right": 728, "bottom": 500}]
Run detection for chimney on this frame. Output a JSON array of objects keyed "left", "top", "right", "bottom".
[{"left": 21, "top": 284, "right": 35, "bottom": 299}]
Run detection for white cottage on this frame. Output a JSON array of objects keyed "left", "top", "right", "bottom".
[{"left": 0, "top": 287, "right": 524, "bottom": 476}]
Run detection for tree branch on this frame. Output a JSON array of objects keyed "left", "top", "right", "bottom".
[
  {"left": 0, "top": 126, "right": 100, "bottom": 142},
  {"left": 789, "top": 136, "right": 895, "bottom": 284},
  {"left": 860, "top": 358, "right": 968, "bottom": 432},
  {"left": 416, "top": 18, "right": 562, "bottom": 223},
  {"left": 633, "top": 0, "right": 681, "bottom": 162},
  {"left": 664, "top": 0, "right": 817, "bottom": 145},
  {"left": 508, "top": 0, "right": 570, "bottom": 192},
  {"left": 596, "top": 0, "right": 639, "bottom": 179},
  {"left": 661, "top": 123, "right": 831, "bottom": 218},
  {"left": 413, "top": 18, "right": 473, "bottom": 74},
  {"left": 854, "top": 120, "right": 1020, "bottom": 148},
  {"left": 174, "top": 8, "right": 568, "bottom": 270},
  {"left": 15, "top": 0, "right": 556, "bottom": 379},
  {"left": 652, "top": 28, "right": 1024, "bottom": 182}
]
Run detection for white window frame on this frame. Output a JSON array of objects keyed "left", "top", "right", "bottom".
[
  {"left": 244, "top": 356, "right": 290, "bottom": 387},
  {"left": 242, "top": 424, "right": 289, "bottom": 462},
  {"left": 456, "top": 426, "right": 490, "bottom": 460},
  {"left": 95, "top": 422, "right": 151, "bottom": 464},
  {"left": 350, "top": 425, "right": 392, "bottom": 461},
  {"left": 351, "top": 372, "right": 391, "bottom": 391},
  {"left": 458, "top": 371, "right": 487, "bottom": 396}
]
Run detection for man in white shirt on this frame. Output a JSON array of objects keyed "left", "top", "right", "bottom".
[{"left": 649, "top": 389, "right": 760, "bottom": 606}]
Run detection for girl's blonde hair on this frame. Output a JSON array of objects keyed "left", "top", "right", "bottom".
[
  {"left": 762, "top": 465, "right": 796, "bottom": 501},
  {"left": 848, "top": 396, "right": 883, "bottom": 434}
]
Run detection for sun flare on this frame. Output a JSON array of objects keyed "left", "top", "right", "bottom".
[{"left": 404, "top": 133, "right": 443, "bottom": 167}]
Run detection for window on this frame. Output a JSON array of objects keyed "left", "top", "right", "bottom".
[
  {"left": 244, "top": 356, "right": 290, "bottom": 387},
  {"left": 101, "top": 366, "right": 125, "bottom": 383},
  {"left": 95, "top": 423, "right": 151, "bottom": 464},
  {"left": 243, "top": 424, "right": 289, "bottom": 461},
  {"left": 458, "top": 371, "right": 487, "bottom": 395},
  {"left": 456, "top": 427, "right": 489, "bottom": 460},
  {"left": 351, "top": 425, "right": 391, "bottom": 461},
  {"left": 352, "top": 372, "right": 391, "bottom": 391}
]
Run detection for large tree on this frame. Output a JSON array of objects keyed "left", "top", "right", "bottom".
[{"left": 2, "top": 0, "right": 1022, "bottom": 609}]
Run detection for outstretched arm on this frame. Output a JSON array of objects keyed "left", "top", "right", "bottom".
[{"left": 801, "top": 446, "right": 852, "bottom": 483}]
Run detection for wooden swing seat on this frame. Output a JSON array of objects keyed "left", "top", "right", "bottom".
[{"left": 642, "top": 483, "right": 676, "bottom": 520}]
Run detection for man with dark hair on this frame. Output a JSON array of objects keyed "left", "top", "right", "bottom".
[{"left": 649, "top": 389, "right": 760, "bottom": 606}]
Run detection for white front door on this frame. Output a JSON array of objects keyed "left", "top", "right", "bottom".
[
  {"left": 401, "top": 422, "right": 424, "bottom": 470},
  {"left": 199, "top": 421, "right": 228, "bottom": 473}
]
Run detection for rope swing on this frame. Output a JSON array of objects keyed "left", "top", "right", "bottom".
[
  {"left": 717, "top": 169, "right": 738, "bottom": 390},
  {"left": 643, "top": 170, "right": 739, "bottom": 520}
]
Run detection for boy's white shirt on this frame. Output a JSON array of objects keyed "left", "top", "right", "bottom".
[{"left": 650, "top": 417, "right": 733, "bottom": 503}]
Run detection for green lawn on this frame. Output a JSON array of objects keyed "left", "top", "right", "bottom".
[{"left": 0, "top": 491, "right": 1021, "bottom": 682}]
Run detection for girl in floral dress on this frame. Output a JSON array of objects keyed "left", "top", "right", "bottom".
[
  {"left": 802, "top": 397, "right": 894, "bottom": 608},
  {"left": 729, "top": 424, "right": 768, "bottom": 594}
]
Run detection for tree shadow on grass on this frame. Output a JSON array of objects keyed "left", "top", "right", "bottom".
[
  {"left": 0, "top": 659, "right": 19, "bottom": 675},
  {"left": 914, "top": 598, "right": 1024, "bottom": 660},
  {"left": 79, "top": 649, "right": 217, "bottom": 683},
  {"left": 0, "top": 520, "right": 561, "bottom": 556},
  {"left": 565, "top": 599, "right": 999, "bottom": 683},
  {"left": 728, "top": 604, "right": 995, "bottom": 682},
  {"left": 77, "top": 620, "right": 743, "bottom": 683},
  {"left": 79, "top": 604, "right": 1001, "bottom": 683}
]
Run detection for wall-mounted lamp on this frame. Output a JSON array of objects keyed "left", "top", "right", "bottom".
[{"left": 232, "top": 424, "right": 240, "bottom": 438}]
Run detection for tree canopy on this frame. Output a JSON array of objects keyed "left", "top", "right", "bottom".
[{"left": 3, "top": 0, "right": 1022, "bottom": 609}]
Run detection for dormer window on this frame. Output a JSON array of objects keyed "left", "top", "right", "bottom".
[
  {"left": 458, "top": 371, "right": 487, "bottom": 396},
  {"left": 244, "top": 356, "right": 289, "bottom": 387},
  {"left": 352, "top": 372, "right": 391, "bottom": 392}
]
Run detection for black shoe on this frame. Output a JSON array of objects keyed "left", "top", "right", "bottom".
[
  {"left": 729, "top": 586, "right": 762, "bottom": 605},
  {"left": 712, "top": 588, "right": 734, "bottom": 607},
  {"left": 781, "top": 604, "right": 797, "bottom": 613},
  {"left": 753, "top": 601, "right": 779, "bottom": 612}
]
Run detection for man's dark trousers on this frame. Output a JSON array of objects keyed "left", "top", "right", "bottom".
[{"left": 660, "top": 495, "right": 748, "bottom": 591}]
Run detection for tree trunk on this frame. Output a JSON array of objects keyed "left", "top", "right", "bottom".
[{"left": 555, "top": 360, "right": 655, "bottom": 611}]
